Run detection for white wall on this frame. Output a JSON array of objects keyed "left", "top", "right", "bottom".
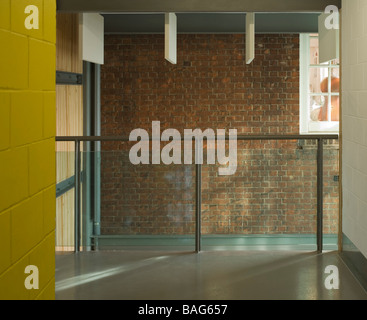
[{"left": 342, "top": 0, "right": 367, "bottom": 258}]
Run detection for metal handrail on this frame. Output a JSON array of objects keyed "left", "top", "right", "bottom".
[{"left": 55, "top": 134, "right": 339, "bottom": 253}]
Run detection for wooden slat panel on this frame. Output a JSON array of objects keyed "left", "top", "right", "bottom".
[
  {"left": 56, "top": 85, "right": 83, "bottom": 152},
  {"left": 56, "top": 85, "right": 83, "bottom": 182},
  {"left": 56, "top": 13, "right": 83, "bottom": 74},
  {"left": 55, "top": 189, "right": 75, "bottom": 251},
  {"left": 56, "top": 13, "right": 83, "bottom": 251}
]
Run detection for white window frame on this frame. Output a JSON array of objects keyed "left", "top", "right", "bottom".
[{"left": 299, "top": 33, "right": 340, "bottom": 135}]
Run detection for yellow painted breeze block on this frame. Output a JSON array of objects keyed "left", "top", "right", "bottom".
[
  {"left": 36, "top": 277, "right": 55, "bottom": 300},
  {"left": 29, "top": 138, "right": 56, "bottom": 195},
  {"left": 29, "top": 39, "right": 56, "bottom": 91},
  {"left": 43, "top": 91, "right": 56, "bottom": 139},
  {"left": 1, "top": 0, "right": 56, "bottom": 302},
  {"left": 0, "top": 29, "right": 28, "bottom": 89},
  {"left": 11, "top": 92, "right": 43, "bottom": 147},
  {"left": 0, "top": 0, "right": 10, "bottom": 30},
  {"left": 29, "top": 233, "right": 55, "bottom": 299},
  {"left": 43, "top": 185, "right": 56, "bottom": 235},
  {"left": 0, "top": 210, "right": 11, "bottom": 275},
  {"left": 11, "top": 0, "right": 43, "bottom": 39},
  {"left": 0, "top": 254, "right": 30, "bottom": 300},
  {"left": 43, "top": 0, "right": 56, "bottom": 44},
  {"left": 0, "top": 147, "right": 29, "bottom": 213},
  {"left": 0, "top": 92, "right": 10, "bottom": 151},
  {"left": 11, "top": 193, "right": 43, "bottom": 263}
]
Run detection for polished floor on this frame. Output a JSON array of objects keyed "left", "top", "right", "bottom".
[{"left": 55, "top": 250, "right": 367, "bottom": 300}]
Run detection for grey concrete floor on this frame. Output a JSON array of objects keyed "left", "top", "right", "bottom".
[{"left": 55, "top": 250, "right": 367, "bottom": 300}]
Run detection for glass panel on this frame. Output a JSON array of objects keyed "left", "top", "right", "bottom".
[
  {"left": 56, "top": 138, "right": 339, "bottom": 252},
  {"left": 80, "top": 148, "right": 93, "bottom": 250},
  {"left": 310, "top": 37, "right": 319, "bottom": 65},
  {"left": 323, "top": 139, "right": 339, "bottom": 250},
  {"left": 309, "top": 95, "right": 325, "bottom": 121},
  {"left": 309, "top": 67, "right": 328, "bottom": 94},
  {"left": 201, "top": 140, "right": 324, "bottom": 250},
  {"left": 93, "top": 141, "right": 196, "bottom": 250},
  {"left": 331, "top": 68, "right": 340, "bottom": 91},
  {"left": 329, "top": 72, "right": 340, "bottom": 121},
  {"left": 309, "top": 72, "right": 340, "bottom": 122}
]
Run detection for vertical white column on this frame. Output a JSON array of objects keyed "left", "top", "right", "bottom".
[
  {"left": 318, "top": 9, "right": 339, "bottom": 64},
  {"left": 80, "top": 13, "right": 104, "bottom": 65},
  {"left": 246, "top": 12, "right": 255, "bottom": 64},
  {"left": 165, "top": 13, "right": 177, "bottom": 64}
]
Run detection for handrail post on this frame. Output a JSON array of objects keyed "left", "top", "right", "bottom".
[
  {"left": 75, "top": 139, "right": 81, "bottom": 252},
  {"left": 195, "top": 163, "right": 202, "bottom": 253},
  {"left": 317, "top": 138, "right": 323, "bottom": 253}
]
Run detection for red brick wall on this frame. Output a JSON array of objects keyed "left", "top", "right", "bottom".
[{"left": 100, "top": 34, "right": 339, "bottom": 236}]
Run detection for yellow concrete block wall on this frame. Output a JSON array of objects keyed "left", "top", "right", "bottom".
[{"left": 0, "top": 0, "right": 56, "bottom": 300}]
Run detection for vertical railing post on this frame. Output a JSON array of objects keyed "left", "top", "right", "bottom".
[
  {"left": 317, "top": 138, "right": 324, "bottom": 253},
  {"left": 75, "top": 139, "right": 81, "bottom": 252},
  {"left": 195, "top": 163, "right": 202, "bottom": 253}
]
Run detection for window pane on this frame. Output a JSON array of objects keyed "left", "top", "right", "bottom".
[
  {"left": 310, "top": 37, "right": 319, "bottom": 64},
  {"left": 331, "top": 68, "right": 340, "bottom": 90},
  {"left": 312, "top": 78, "right": 340, "bottom": 122},
  {"left": 309, "top": 67, "right": 328, "bottom": 94},
  {"left": 329, "top": 75, "right": 340, "bottom": 121},
  {"left": 303, "top": 33, "right": 340, "bottom": 130},
  {"left": 309, "top": 95, "right": 325, "bottom": 121}
]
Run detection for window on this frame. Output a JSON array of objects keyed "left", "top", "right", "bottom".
[{"left": 300, "top": 34, "right": 340, "bottom": 134}]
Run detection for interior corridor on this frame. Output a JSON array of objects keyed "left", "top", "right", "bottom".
[{"left": 55, "top": 250, "right": 367, "bottom": 300}]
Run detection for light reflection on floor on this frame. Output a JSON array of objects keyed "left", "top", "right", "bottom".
[
  {"left": 55, "top": 250, "right": 367, "bottom": 300},
  {"left": 56, "top": 255, "right": 169, "bottom": 292}
]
